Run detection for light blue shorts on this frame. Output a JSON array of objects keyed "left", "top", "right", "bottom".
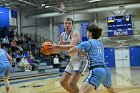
[
  {"left": 84, "top": 67, "right": 112, "bottom": 90},
  {"left": 0, "top": 62, "right": 11, "bottom": 77}
]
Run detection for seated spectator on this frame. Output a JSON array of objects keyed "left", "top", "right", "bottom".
[
  {"left": 19, "top": 56, "right": 32, "bottom": 71},
  {"left": 11, "top": 58, "right": 16, "bottom": 72},
  {"left": 53, "top": 55, "right": 60, "bottom": 68},
  {"left": 9, "top": 29, "right": 15, "bottom": 38},
  {"left": 2, "top": 36, "right": 9, "bottom": 49},
  {"left": 13, "top": 36, "right": 18, "bottom": 42},
  {"left": 16, "top": 36, "right": 23, "bottom": 45},
  {"left": 25, "top": 51, "right": 30, "bottom": 59},
  {"left": 10, "top": 39, "right": 17, "bottom": 53},
  {"left": 14, "top": 50, "right": 22, "bottom": 63},
  {"left": 27, "top": 57, "right": 35, "bottom": 71},
  {"left": 16, "top": 45, "right": 23, "bottom": 52}
]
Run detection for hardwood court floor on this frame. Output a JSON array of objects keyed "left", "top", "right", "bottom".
[{"left": 0, "top": 67, "right": 140, "bottom": 93}]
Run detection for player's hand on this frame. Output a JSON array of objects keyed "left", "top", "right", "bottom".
[
  {"left": 68, "top": 52, "right": 77, "bottom": 57},
  {"left": 50, "top": 45, "right": 62, "bottom": 53},
  {"left": 51, "top": 44, "right": 60, "bottom": 50},
  {"left": 78, "top": 50, "right": 86, "bottom": 56}
]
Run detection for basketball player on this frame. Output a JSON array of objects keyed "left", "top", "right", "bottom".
[
  {"left": 68, "top": 24, "right": 115, "bottom": 93},
  {"left": 0, "top": 42, "right": 12, "bottom": 93},
  {"left": 51, "top": 18, "right": 88, "bottom": 93}
]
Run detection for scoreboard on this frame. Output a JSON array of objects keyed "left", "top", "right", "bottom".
[{"left": 106, "top": 15, "right": 133, "bottom": 37}]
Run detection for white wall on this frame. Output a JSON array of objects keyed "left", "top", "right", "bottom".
[
  {"left": 53, "top": 24, "right": 60, "bottom": 43},
  {"left": 115, "top": 47, "right": 130, "bottom": 68},
  {"left": 20, "top": 10, "right": 140, "bottom": 43},
  {"left": 9, "top": 9, "right": 17, "bottom": 27},
  {"left": 54, "top": 13, "right": 93, "bottom": 23},
  {"left": 37, "top": 26, "right": 50, "bottom": 39},
  {"left": 21, "top": 12, "right": 36, "bottom": 34},
  {"left": 21, "top": 13, "right": 50, "bottom": 40}
]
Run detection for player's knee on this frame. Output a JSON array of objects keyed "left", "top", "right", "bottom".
[{"left": 3, "top": 76, "right": 8, "bottom": 80}]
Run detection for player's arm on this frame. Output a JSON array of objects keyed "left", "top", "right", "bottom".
[
  {"left": 68, "top": 46, "right": 86, "bottom": 57},
  {"left": 53, "top": 31, "right": 80, "bottom": 50},
  {"left": 68, "top": 41, "right": 90, "bottom": 57},
  {"left": 51, "top": 37, "right": 64, "bottom": 53}
]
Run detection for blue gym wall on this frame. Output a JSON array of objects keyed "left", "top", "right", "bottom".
[
  {"left": 58, "top": 24, "right": 65, "bottom": 35},
  {"left": 129, "top": 46, "right": 140, "bottom": 66},
  {"left": 80, "top": 23, "right": 89, "bottom": 41},
  {"left": 104, "top": 48, "right": 115, "bottom": 67},
  {"left": 0, "top": 7, "right": 10, "bottom": 36}
]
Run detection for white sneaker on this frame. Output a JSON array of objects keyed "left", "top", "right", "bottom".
[{"left": 25, "top": 70, "right": 31, "bottom": 71}]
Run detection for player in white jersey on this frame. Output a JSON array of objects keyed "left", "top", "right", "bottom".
[{"left": 52, "top": 18, "right": 88, "bottom": 93}]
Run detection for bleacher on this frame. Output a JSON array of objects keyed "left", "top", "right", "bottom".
[
  {"left": 0, "top": 31, "right": 68, "bottom": 82},
  {"left": 0, "top": 58, "right": 61, "bottom": 81}
]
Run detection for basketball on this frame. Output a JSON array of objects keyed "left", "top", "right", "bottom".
[{"left": 40, "top": 42, "right": 53, "bottom": 55}]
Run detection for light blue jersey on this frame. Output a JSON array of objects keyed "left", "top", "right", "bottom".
[
  {"left": 77, "top": 39, "right": 112, "bottom": 89},
  {"left": 0, "top": 49, "right": 10, "bottom": 63},
  {"left": 77, "top": 39, "right": 105, "bottom": 67},
  {"left": 0, "top": 48, "right": 11, "bottom": 77}
]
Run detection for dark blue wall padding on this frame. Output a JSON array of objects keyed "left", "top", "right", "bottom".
[
  {"left": 80, "top": 23, "right": 89, "bottom": 41},
  {"left": 104, "top": 48, "right": 115, "bottom": 67},
  {"left": 58, "top": 24, "right": 65, "bottom": 35},
  {"left": 11, "top": 10, "right": 17, "bottom": 18},
  {"left": 0, "top": 7, "right": 9, "bottom": 27},
  {"left": 82, "top": 37, "right": 88, "bottom": 41},
  {"left": 0, "top": 7, "right": 10, "bottom": 36},
  {"left": 129, "top": 46, "right": 140, "bottom": 66}
]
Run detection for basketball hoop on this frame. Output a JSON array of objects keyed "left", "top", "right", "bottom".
[{"left": 112, "top": 5, "right": 126, "bottom": 16}]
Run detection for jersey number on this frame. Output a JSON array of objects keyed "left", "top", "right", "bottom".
[{"left": 97, "top": 46, "right": 102, "bottom": 54}]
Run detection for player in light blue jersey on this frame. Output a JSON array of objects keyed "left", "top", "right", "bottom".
[
  {"left": 68, "top": 24, "right": 115, "bottom": 93},
  {"left": 0, "top": 43, "right": 12, "bottom": 93}
]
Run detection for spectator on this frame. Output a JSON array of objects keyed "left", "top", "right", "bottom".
[
  {"left": 53, "top": 55, "right": 60, "bottom": 68},
  {"left": 1, "top": 26, "right": 7, "bottom": 38},
  {"left": 10, "top": 39, "right": 17, "bottom": 53},
  {"left": 16, "top": 45, "right": 23, "bottom": 52},
  {"left": 9, "top": 29, "right": 15, "bottom": 38},
  {"left": 16, "top": 36, "right": 23, "bottom": 45},
  {"left": 27, "top": 57, "right": 35, "bottom": 71},
  {"left": 19, "top": 56, "right": 32, "bottom": 71},
  {"left": 24, "top": 51, "right": 30, "bottom": 59},
  {"left": 2, "top": 36, "right": 9, "bottom": 49},
  {"left": 53, "top": 55, "right": 59, "bottom": 64}
]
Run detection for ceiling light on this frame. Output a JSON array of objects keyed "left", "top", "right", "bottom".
[
  {"left": 88, "top": 0, "right": 102, "bottom": 3},
  {"left": 41, "top": 3, "right": 45, "bottom": 6},
  {"left": 45, "top": 6, "right": 51, "bottom": 8}
]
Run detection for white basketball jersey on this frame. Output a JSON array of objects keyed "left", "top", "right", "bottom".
[
  {"left": 61, "top": 31, "right": 72, "bottom": 44},
  {"left": 60, "top": 30, "right": 88, "bottom": 74}
]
